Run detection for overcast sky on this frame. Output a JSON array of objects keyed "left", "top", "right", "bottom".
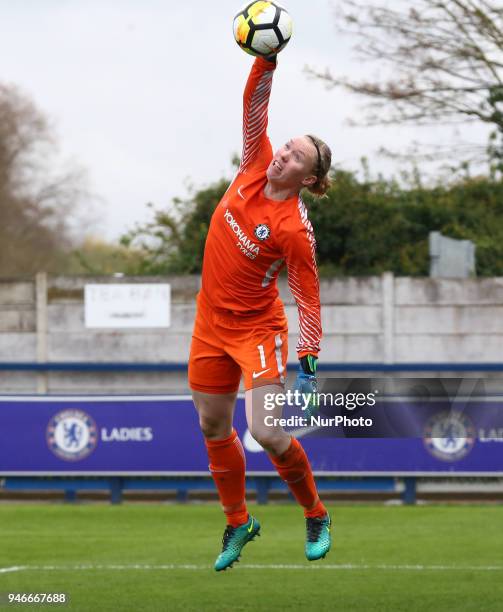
[{"left": 1, "top": 0, "right": 490, "bottom": 240}]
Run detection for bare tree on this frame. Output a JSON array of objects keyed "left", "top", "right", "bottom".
[
  {"left": 0, "top": 84, "right": 88, "bottom": 276},
  {"left": 308, "top": 0, "right": 503, "bottom": 174}
]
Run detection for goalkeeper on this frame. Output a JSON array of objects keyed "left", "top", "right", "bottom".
[{"left": 188, "top": 52, "right": 332, "bottom": 571}]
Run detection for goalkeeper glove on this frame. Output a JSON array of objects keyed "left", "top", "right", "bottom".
[{"left": 293, "top": 354, "right": 318, "bottom": 418}]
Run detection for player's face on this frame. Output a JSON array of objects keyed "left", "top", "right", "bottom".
[{"left": 266, "top": 137, "right": 317, "bottom": 190}]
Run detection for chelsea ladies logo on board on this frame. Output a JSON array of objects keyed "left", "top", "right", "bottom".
[
  {"left": 423, "top": 411, "right": 475, "bottom": 462},
  {"left": 254, "top": 224, "right": 270, "bottom": 241},
  {"left": 47, "top": 409, "right": 98, "bottom": 461}
]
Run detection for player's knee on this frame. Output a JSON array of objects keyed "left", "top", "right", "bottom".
[
  {"left": 199, "top": 414, "right": 220, "bottom": 438},
  {"left": 198, "top": 414, "right": 229, "bottom": 440},
  {"left": 249, "top": 426, "right": 284, "bottom": 453}
]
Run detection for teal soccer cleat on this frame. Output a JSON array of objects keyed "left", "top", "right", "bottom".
[
  {"left": 305, "top": 514, "right": 332, "bottom": 561},
  {"left": 214, "top": 515, "right": 260, "bottom": 571}
]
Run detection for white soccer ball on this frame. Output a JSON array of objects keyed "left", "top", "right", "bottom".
[{"left": 233, "top": 1, "right": 293, "bottom": 58}]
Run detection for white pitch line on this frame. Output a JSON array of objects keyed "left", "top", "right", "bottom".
[
  {"left": 0, "top": 566, "right": 27, "bottom": 574},
  {"left": 1, "top": 563, "right": 502, "bottom": 573}
]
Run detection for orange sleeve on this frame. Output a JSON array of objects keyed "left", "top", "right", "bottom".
[
  {"left": 238, "top": 57, "right": 276, "bottom": 174},
  {"left": 277, "top": 202, "right": 322, "bottom": 358}
]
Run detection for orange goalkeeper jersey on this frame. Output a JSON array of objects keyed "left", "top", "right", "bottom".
[{"left": 200, "top": 57, "right": 322, "bottom": 358}]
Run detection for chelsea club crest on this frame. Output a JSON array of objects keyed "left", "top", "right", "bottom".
[
  {"left": 47, "top": 409, "right": 98, "bottom": 461},
  {"left": 254, "top": 224, "right": 270, "bottom": 241},
  {"left": 423, "top": 411, "right": 476, "bottom": 462}
]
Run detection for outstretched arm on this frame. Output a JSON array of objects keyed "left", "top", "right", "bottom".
[
  {"left": 278, "top": 205, "right": 322, "bottom": 358},
  {"left": 239, "top": 56, "right": 277, "bottom": 174}
]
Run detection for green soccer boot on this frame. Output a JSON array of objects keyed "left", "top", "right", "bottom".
[
  {"left": 305, "top": 514, "right": 332, "bottom": 561},
  {"left": 214, "top": 515, "right": 261, "bottom": 571}
]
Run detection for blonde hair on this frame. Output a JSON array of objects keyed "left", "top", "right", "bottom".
[{"left": 305, "top": 134, "right": 332, "bottom": 197}]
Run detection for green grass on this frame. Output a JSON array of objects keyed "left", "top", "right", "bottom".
[{"left": 1, "top": 503, "right": 503, "bottom": 611}]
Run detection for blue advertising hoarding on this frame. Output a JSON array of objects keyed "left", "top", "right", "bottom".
[{"left": 0, "top": 395, "right": 502, "bottom": 475}]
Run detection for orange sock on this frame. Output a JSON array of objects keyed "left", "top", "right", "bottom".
[
  {"left": 269, "top": 437, "right": 327, "bottom": 518},
  {"left": 205, "top": 429, "right": 248, "bottom": 527}
]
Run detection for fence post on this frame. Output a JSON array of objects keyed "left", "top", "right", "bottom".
[
  {"left": 382, "top": 272, "right": 395, "bottom": 364},
  {"left": 109, "top": 477, "right": 123, "bottom": 504},
  {"left": 402, "top": 477, "right": 417, "bottom": 505},
  {"left": 35, "top": 272, "right": 48, "bottom": 394},
  {"left": 254, "top": 477, "right": 270, "bottom": 504}
]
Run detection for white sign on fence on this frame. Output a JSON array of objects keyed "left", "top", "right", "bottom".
[{"left": 84, "top": 284, "right": 171, "bottom": 328}]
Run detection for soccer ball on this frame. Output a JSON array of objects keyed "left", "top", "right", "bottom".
[{"left": 233, "top": 1, "right": 293, "bottom": 58}]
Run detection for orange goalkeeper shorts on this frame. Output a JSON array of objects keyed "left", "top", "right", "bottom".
[{"left": 188, "top": 291, "right": 289, "bottom": 394}]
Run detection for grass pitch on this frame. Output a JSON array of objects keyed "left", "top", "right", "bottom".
[{"left": 1, "top": 503, "right": 502, "bottom": 611}]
